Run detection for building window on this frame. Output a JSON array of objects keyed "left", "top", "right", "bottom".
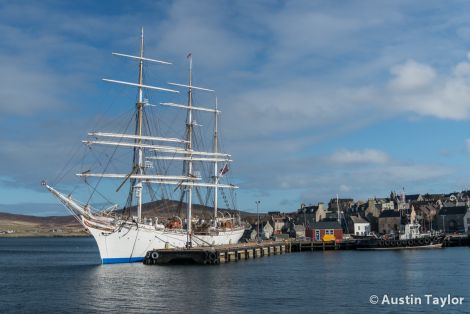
[{"left": 325, "top": 229, "right": 334, "bottom": 235}]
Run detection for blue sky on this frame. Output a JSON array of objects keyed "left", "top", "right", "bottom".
[{"left": 3, "top": 1, "right": 470, "bottom": 215}]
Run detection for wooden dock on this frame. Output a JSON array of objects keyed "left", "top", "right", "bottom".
[
  {"left": 143, "top": 239, "right": 357, "bottom": 265},
  {"left": 143, "top": 235, "right": 470, "bottom": 265},
  {"left": 443, "top": 234, "right": 470, "bottom": 247}
]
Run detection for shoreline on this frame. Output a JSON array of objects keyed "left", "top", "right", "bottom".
[{"left": 0, "top": 233, "right": 90, "bottom": 238}]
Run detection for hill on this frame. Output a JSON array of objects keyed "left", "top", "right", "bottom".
[
  {"left": 0, "top": 200, "right": 267, "bottom": 236},
  {"left": 0, "top": 212, "right": 85, "bottom": 237}
]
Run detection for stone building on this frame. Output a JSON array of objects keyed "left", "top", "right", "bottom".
[
  {"left": 437, "top": 206, "right": 468, "bottom": 233},
  {"left": 378, "top": 210, "right": 401, "bottom": 235}
]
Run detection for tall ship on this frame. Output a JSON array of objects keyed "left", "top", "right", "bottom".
[{"left": 44, "top": 30, "right": 245, "bottom": 263}]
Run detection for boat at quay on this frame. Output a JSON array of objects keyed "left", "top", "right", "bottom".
[
  {"left": 44, "top": 29, "right": 245, "bottom": 264},
  {"left": 355, "top": 232, "right": 445, "bottom": 250},
  {"left": 356, "top": 221, "right": 445, "bottom": 250}
]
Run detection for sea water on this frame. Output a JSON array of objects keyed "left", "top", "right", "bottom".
[{"left": 0, "top": 237, "right": 469, "bottom": 313}]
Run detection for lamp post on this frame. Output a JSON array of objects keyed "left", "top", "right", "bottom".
[
  {"left": 442, "top": 215, "right": 446, "bottom": 234},
  {"left": 255, "top": 200, "right": 261, "bottom": 242}
]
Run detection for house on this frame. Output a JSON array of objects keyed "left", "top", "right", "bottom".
[
  {"left": 296, "top": 204, "right": 319, "bottom": 226},
  {"left": 365, "top": 199, "right": 381, "bottom": 218},
  {"left": 270, "top": 215, "right": 287, "bottom": 235},
  {"left": 413, "top": 203, "right": 439, "bottom": 232},
  {"left": 306, "top": 221, "right": 343, "bottom": 242},
  {"left": 328, "top": 198, "right": 354, "bottom": 213},
  {"left": 437, "top": 206, "right": 468, "bottom": 233},
  {"left": 422, "top": 193, "right": 444, "bottom": 202},
  {"left": 249, "top": 221, "right": 274, "bottom": 240},
  {"left": 260, "top": 221, "right": 274, "bottom": 239},
  {"left": 298, "top": 204, "right": 318, "bottom": 214},
  {"left": 464, "top": 209, "right": 470, "bottom": 234},
  {"left": 292, "top": 224, "right": 306, "bottom": 238},
  {"left": 378, "top": 210, "right": 401, "bottom": 234},
  {"left": 364, "top": 199, "right": 381, "bottom": 232},
  {"left": 378, "top": 201, "right": 395, "bottom": 211},
  {"left": 326, "top": 211, "right": 341, "bottom": 221},
  {"left": 397, "top": 200, "right": 410, "bottom": 211},
  {"left": 445, "top": 193, "right": 458, "bottom": 203},
  {"left": 241, "top": 228, "right": 257, "bottom": 242},
  {"left": 315, "top": 203, "right": 329, "bottom": 222},
  {"left": 349, "top": 201, "right": 364, "bottom": 214},
  {"left": 350, "top": 215, "right": 370, "bottom": 236},
  {"left": 294, "top": 211, "right": 315, "bottom": 227}
]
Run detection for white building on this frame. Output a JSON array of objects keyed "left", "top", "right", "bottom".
[
  {"left": 464, "top": 209, "right": 470, "bottom": 234},
  {"left": 315, "top": 203, "right": 328, "bottom": 222},
  {"left": 261, "top": 221, "right": 273, "bottom": 240},
  {"left": 351, "top": 216, "right": 370, "bottom": 236}
]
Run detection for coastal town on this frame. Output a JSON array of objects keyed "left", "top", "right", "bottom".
[
  {"left": 2, "top": 189, "right": 470, "bottom": 243},
  {"left": 143, "top": 190, "right": 470, "bottom": 265},
  {"left": 242, "top": 190, "right": 470, "bottom": 243}
]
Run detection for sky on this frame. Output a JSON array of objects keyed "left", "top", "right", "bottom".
[{"left": 3, "top": 0, "right": 470, "bottom": 215}]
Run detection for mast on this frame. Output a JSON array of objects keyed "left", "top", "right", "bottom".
[
  {"left": 75, "top": 29, "right": 176, "bottom": 221},
  {"left": 186, "top": 53, "right": 194, "bottom": 247},
  {"left": 336, "top": 194, "right": 340, "bottom": 224},
  {"left": 135, "top": 27, "right": 145, "bottom": 223},
  {"left": 213, "top": 97, "right": 219, "bottom": 227}
]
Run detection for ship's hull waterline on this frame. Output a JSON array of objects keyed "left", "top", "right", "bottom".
[{"left": 85, "top": 218, "right": 245, "bottom": 264}]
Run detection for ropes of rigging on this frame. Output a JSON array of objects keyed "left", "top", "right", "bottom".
[{"left": 86, "top": 109, "right": 134, "bottom": 206}]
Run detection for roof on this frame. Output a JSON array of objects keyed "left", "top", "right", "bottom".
[
  {"left": 298, "top": 205, "right": 318, "bottom": 214},
  {"left": 417, "top": 204, "right": 438, "bottom": 215},
  {"left": 251, "top": 221, "right": 273, "bottom": 229},
  {"left": 243, "top": 229, "right": 256, "bottom": 236},
  {"left": 438, "top": 206, "right": 468, "bottom": 216},
  {"left": 329, "top": 198, "right": 354, "bottom": 203},
  {"left": 405, "top": 194, "right": 421, "bottom": 201},
  {"left": 379, "top": 210, "right": 400, "bottom": 218},
  {"left": 375, "top": 198, "right": 391, "bottom": 202},
  {"left": 350, "top": 215, "right": 369, "bottom": 224},
  {"left": 309, "top": 221, "right": 342, "bottom": 230}
]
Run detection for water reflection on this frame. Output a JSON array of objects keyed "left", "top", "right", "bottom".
[{"left": 1, "top": 238, "right": 469, "bottom": 313}]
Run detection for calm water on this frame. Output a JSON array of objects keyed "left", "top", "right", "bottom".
[{"left": 0, "top": 237, "right": 469, "bottom": 314}]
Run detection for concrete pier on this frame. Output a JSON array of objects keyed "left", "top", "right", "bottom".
[
  {"left": 143, "top": 239, "right": 358, "bottom": 265},
  {"left": 144, "top": 241, "right": 293, "bottom": 265}
]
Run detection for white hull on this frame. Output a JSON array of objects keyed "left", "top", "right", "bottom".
[
  {"left": 85, "top": 218, "right": 245, "bottom": 264},
  {"left": 45, "top": 184, "right": 245, "bottom": 264}
]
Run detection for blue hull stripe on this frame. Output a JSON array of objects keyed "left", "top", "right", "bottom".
[{"left": 102, "top": 257, "right": 144, "bottom": 264}]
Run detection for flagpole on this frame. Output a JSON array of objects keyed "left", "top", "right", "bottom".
[
  {"left": 256, "top": 200, "right": 261, "bottom": 242},
  {"left": 213, "top": 97, "right": 219, "bottom": 228}
]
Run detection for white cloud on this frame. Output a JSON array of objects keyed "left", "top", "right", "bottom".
[
  {"left": 294, "top": 160, "right": 453, "bottom": 201},
  {"left": 388, "top": 58, "right": 470, "bottom": 120},
  {"left": 2, "top": 1, "right": 470, "bottom": 212},
  {"left": 389, "top": 60, "right": 436, "bottom": 91},
  {"left": 339, "top": 184, "right": 351, "bottom": 192},
  {"left": 453, "top": 61, "right": 470, "bottom": 77},
  {"left": 330, "top": 149, "right": 389, "bottom": 164}
]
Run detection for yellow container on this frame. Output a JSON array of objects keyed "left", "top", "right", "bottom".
[{"left": 323, "top": 234, "right": 336, "bottom": 242}]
